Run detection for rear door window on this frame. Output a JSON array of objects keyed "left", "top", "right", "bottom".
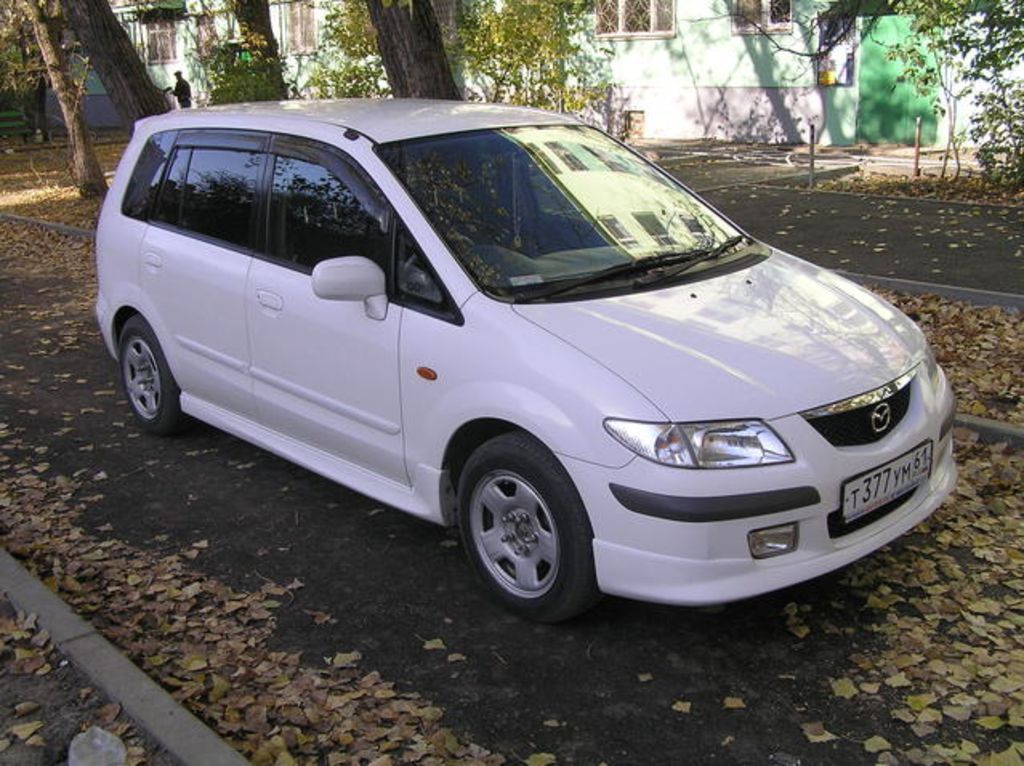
[
  {"left": 151, "top": 143, "right": 264, "bottom": 251},
  {"left": 181, "top": 148, "right": 263, "bottom": 248}
]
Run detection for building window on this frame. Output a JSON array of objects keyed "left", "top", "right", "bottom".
[
  {"left": 144, "top": 18, "right": 177, "bottom": 62},
  {"left": 733, "top": 0, "right": 792, "bottom": 34},
  {"left": 286, "top": 0, "right": 317, "bottom": 54},
  {"left": 596, "top": 0, "right": 674, "bottom": 38},
  {"left": 195, "top": 14, "right": 217, "bottom": 57}
]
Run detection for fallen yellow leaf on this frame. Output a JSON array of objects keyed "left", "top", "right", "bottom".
[
  {"left": 801, "top": 722, "right": 838, "bottom": 743},
  {"left": 863, "top": 735, "right": 890, "bottom": 753}
]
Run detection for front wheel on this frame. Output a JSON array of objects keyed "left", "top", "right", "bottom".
[
  {"left": 118, "top": 316, "right": 187, "bottom": 436},
  {"left": 457, "top": 432, "right": 600, "bottom": 622}
]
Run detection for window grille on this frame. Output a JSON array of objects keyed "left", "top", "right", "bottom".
[{"left": 596, "top": 0, "right": 674, "bottom": 37}]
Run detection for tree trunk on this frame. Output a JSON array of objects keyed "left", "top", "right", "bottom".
[
  {"left": 61, "top": 0, "right": 169, "bottom": 128},
  {"left": 19, "top": 0, "right": 106, "bottom": 197},
  {"left": 231, "top": 0, "right": 288, "bottom": 99},
  {"left": 365, "top": 0, "right": 461, "bottom": 99}
]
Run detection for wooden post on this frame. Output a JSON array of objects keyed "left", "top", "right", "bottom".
[
  {"left": 809, "top": 123, "right": 816, "bottom": 188},
  {"left": 913, "top": 116, "right": 922, "bottom": 178}
]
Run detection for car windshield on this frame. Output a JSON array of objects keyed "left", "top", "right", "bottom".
[{"left": 378, "top": 124, "right": 747, "bottom": 300}]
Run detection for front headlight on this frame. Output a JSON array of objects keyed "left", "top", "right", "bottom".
[{"left": 604, "top": 419, "right": 793, "bottom": 469}]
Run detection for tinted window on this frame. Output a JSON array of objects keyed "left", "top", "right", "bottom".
[
  {"left": 379, "top": 126, "right": 743, "bottom": 300},
  {"left": 152, "top": 147, "right": 189, "bottom": 226},
  {"left": 178, "top": 148, "right": 262, "bottom": 248},
  {"left": 396, "top": 224, "right": 444, "bottom": 308},
  {"left": 269, "top": 151, "right": 389, "bottom": 271},
  {"left": 122, "top": 131, "right": 176, "bottom": 221}
]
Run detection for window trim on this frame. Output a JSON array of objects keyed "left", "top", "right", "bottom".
[
  {"left": 732, "top": 0, "right": 794, "bottom": 35},
  {"left": 595, "top": 0, "right": 676, "bottom": 40}
]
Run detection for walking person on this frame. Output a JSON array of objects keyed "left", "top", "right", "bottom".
[{"left": 173, "top": 71, "right": 192, "bottom": 108}]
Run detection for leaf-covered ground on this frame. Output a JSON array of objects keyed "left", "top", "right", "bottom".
[
  {"left": 821, "top": 174, "right": 1024, "bottom": 208},
  {"left": 0, "top": 449, "right": 504, "bottom": 765},
  {"left": 0, "top": 140, "right": 124, "bottom": 229},
  {"left": 879, "top": 290, "right": 1024, "bottom": 426},
  {"left": 0, "top": 594, "right": 176, "bottom": 764}
]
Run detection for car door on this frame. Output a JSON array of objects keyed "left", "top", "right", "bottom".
[
  {"left": 245, "top": 135, "right": 407, "bottom": 484},
  {"left": 140, "top": 130, "right": 267, "bottom": 417}
]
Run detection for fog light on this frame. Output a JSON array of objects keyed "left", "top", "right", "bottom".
[{"left": 748, "top": 523, "right": 798, "bottom": 559}]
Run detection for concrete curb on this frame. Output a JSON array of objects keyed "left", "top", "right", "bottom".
[
  {"left": 0, "top": 549, "right": 249, "bottom": 766},
  {"left": 954, "top": 415, "right": 1024, "bottom": 449},
  {"left": 0, "top": 212, "right": 94, "bottom": 240},
  {"left": 838, "top": 271, "right": 1024, "bottom": 311},
  {"left": 761, "top": 180, "right": 1024, "bottom": 211},
  {"left": 691, "top": 164, "right": 859, "bottom": 193}
]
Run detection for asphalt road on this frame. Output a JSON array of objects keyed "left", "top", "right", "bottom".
[
  {"left": 702, "top": 185, "right": 1024, "bottom": 294},
  {"left": 1, "top": 238, "right": 960, "bottom": 766}
]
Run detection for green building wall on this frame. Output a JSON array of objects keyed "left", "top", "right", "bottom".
[{"left": 855, "top": 15, "right": 938, "bottom": 145}]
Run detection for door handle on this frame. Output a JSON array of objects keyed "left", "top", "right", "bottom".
[
  {"left": 256, "top": 289, "right": 283, "bottom": 311},
  {"left": 143, "top": 253, "right": 162, "bottom": 271}
]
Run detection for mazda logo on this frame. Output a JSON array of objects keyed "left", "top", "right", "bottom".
[{"left": 870, "top": 402, "right": 893, "bottom": 433}]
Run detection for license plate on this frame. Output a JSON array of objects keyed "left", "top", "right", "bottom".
[{"left": 841, "top": 441, "right": 933, "bottom": 524}]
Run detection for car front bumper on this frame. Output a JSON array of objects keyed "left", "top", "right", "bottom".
[{"left": 564, "top": 375, "right": 958, "bottom": 606}]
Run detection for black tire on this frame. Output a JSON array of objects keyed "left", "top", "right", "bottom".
[
  {"left": 457, "top": 432, "right": 601, "bottom": 622},
  {"left": 117, "top": 316, "right": 187, "bottom": 436}
]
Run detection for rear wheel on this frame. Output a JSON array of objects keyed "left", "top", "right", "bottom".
[
  {"left": 118, "top": 316, "right": 186, "bottom": 435},
  {"left": 458, "top": 432, "right": 600, "bottom": 622}
]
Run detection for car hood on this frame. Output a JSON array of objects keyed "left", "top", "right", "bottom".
[{"left": 512, "top": 252, "right": 923, "bottom": 421}]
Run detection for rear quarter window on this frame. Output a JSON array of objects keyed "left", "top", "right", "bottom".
[{"left": 121, "top": 131, "right": 176, "bottom": 221}]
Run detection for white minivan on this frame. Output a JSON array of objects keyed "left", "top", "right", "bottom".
[{"left": 96, "top": 99, "right": 957, "bottom": 621}]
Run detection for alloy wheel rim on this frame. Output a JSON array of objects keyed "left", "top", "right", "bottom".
[
  {"left": 469, "top": 470, "right": 560, "bottom": 599},
  {"left": 122, "top": 338, "right": 161, "bottom": 419}
]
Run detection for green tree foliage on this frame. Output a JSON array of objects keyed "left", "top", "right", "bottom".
[
  {"left": 456, "top": 0, "right": 609, "bottom": 112},
  {"left": 971, "top": 82, "right": 1024, "bottom": 189},
  {"left": 308, "top": 1, "right": 389, "bottom": 98},
  {"left": 207, "top": 36, "right": 286, "bottom": 104},
  {"left": 893, "top": 0, "right": 1024, "bottom": 188}
]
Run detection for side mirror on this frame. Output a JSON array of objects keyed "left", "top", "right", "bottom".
[{"left": 311, "top": 256, "right": 388, "bottom": 320}]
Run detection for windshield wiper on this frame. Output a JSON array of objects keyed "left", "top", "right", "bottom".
[
  {"left": 511, "top": 258, "right": 662, "bottom": 302},
  {"left": 632, "top": 235, "right": 749, "bottom": 287},
  {"left": 513, "top": 235, "right": 750, "bottom": 302}
]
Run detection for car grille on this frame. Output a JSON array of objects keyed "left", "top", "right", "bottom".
[{"left": 802, "top": 370, "right": 914, "bottom": 447}]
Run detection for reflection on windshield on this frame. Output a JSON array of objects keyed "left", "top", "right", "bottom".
[{"left": 378, "top": 125, "right": 740, "bottom": 297}]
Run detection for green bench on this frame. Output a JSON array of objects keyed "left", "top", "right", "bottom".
[{"left": 0, "top": 110, "right": 32, "bottom": 141}]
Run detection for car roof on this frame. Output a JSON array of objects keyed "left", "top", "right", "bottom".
[{"left": 142, "top": 99, "right": 580, "bottom": 144}]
